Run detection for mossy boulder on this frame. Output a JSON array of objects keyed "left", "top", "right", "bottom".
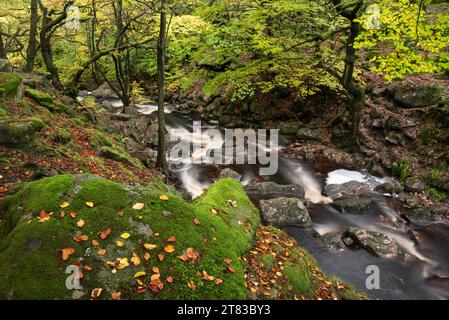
[
  {"left": 0, "top": 59, "right": 13, "bottom": 73},
  {"left": 25, "top": 89, "right": 75, "bottom": 116},
  {"left": 0, "top": 72, "right": 23, "bottom": 100},
  {"left": 99, "top": 146, "right": 142, "bottom": 168},
  {"left": 0, "top": 175, "right": 260, "bottom": 299},
  {"left": 393, "top": 84, "right": 444, "bottom": 108},
  {"left": 0, "top": 117, "right": 45, "bottom": 146}
]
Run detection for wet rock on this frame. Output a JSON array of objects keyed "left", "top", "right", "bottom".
[
  {"left": 404, "top": 179, "right": 426, "bottom": 193},
  {"left": 344, "top": 227, "right": 399, "bottom": 259},
  {"left": 393, "top": 84, "right": 444, "bottom": 108},
  {"left": 0, "top": 59, "right": 13, "bottom": 73},
  {"left": 331, "top": 196, "right": 373, "bottom": 212},
  {"left": 219, "top": 168, "right": 242, "bottom": 182},
  {"left": 374, "top": 181, "right": 404, "bottom": 194},
  {"left": 323, "top": 181, "right": 372, "bottom": 199},
  {"left": 296, "top": 128, "right": 322, "bottom": 141},
  {"left": 320, "top": 233, "right": 345, "bottom": 250},
  {"left": 278, "top": 122, "right": 300, "bottom": 136},
  {"left": 342, "top": 237, "right": 354, "bottom": 247},
  {"left": 404, "top": 207, "right": 441, "bottom": 226},
  {"left": 259, "top": 197, "right": 312, "bottom": 228},
  {"left": 92, "top": 82, "right": 115, "bottom": 98},
  {"left": 245, "top": 182, "right": 305, "bottom": 198}
]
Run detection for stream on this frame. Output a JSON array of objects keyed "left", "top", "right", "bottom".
[{"left": 108, "top": 99, "right": 449, "bottom": 300}]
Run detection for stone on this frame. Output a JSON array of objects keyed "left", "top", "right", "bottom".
[
  {"left": 0, "top": 59, "right": 13, "bottom": 73},
  {"left": 331, "top": 197, "right": 372, "bottom": 212},
  {"left": 296, "top": 128, "right": 322, "bottom": 141},
  {"left": 245, "top": 182, "right": 305, "bottom": 198},
  {"left": 278, "top": 122, "right": 300, "bottom": 136},
  {"left": 0, "top": 72, "right": 23, "bottom": 100},
  {"left": 259, "top": 197, "right": 312, "bottom": 228},
  {"left": 99, "top": 146, "right": 142, "bottom": 168},
  {"left": 344, "top": 227, "right": 399, "bottom": 259},
  {"left": 323, "top": 181, "right": 372, "bottom": 199},
  {"left": 320, "top": 233, "right": 345, "bottom": 250},
  {"left": 374, "top": 181, "right": 404, "bottom": 194},
  {"left": 393, "top": 84, "right": 444, "bottom": 108},
  {"left": 0, "top": 118, "right": 45, "bottom": 146},
  {"left": 404, "top": 179, "right": 426, "bottom": 193},
  {"left": 92, "top": 82, "right": 115, "bottom": 98},
  {"left": 219, "top": 168, "right": 242, "bottom": 182},
  {"left": 404, "top": 207, "right": 441, "bottom": 226}
]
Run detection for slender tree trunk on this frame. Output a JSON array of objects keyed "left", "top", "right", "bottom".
[
  {"left": 0, "top": 31, "right": 6, "bottom": 59},
  {"left": 156, "top": 0, "right": 168, "bottom": 171},
  {"left": 26, "top": 0, "right": 39, "bottom": 72}
]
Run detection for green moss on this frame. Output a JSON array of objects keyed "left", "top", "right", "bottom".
[
  {"left": 25, "top": 89, "right": 54, "bottom": 110},
  {"left": 0, "top": 175, "right": 260, "bottom": 300},
  {"left": 0, "top": 107, "right": 6, "bottom": 117},
  {"left": 91, "top": 130, "right": 113, "bottom": 149},
  {"left": 427, "top": 187, "right": 447, "bottom": 201},
  {"left": 392, "top": 159, "right": 412, "bottom": 184},
  {"left": 51, "top": 128, "right": 72, "bottom": 144},
  {"left": 0, "top": 72, "right": 23, "bottom": 100},
  {"left": 99, "top": 146, "right": 142, "bottom": 168},
  {"left": 17, "top": 101, "right": 33, "bottom": 114},
  {"left": 0, "top": 117, "right": 45, "bottom": 146}
]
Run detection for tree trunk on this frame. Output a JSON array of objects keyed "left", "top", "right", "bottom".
[
  {"left": 40, "top": 33, "right": 64, "bottom": 90},
  {"left": 0, "top": 31, "right": 6, "bottom": 59},
  {"left": 156, "top": 0, "right": 168, "bottom": 171},
  {"left": 26, "top": 0, "right": 39, "bottom": 72}
]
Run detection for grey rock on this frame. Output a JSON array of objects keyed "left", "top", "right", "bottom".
[
  {"left": 344, "top": 227, "right": 399, "bottom": 259},
  {"left": 278, "top": 122, "right": 300, "bottom": 136},
  {"left": 331, "top": 197, "right": 373, "bottom": 212},
  {"left": 219, "top": 168, "right": 242, "bottom": 182},
  {"left": 404, "top": 207, "right": 441, "bottom": 226},
  {"left": 92, "top": 82, "right": 115, "bottom": 98},
  {"left": 296, "top": 128, "right": 322, "bottom": 141},
  {"left": 323, "top": 181, "right": 372, "bottom": 199},
  {"left": 245, "top": 182, "right": 305, "bottom": 198},
  {"left": 321, "top": 233, "right": 345, "bottom": 250},
  {"left": 374, "top": 181, "right": 404, "bottom": 194},
  {"left": 393, "top": 84, "right": 444, "bottom": 108},
  {"left": 404, "top": 180, "right": 426, "bottom": 193},
  {"left": 0, "top": 59, "right": 13, "bottom": 73},
  {"left": 259, "top": 197, "right": 312, "bottom": 228}
]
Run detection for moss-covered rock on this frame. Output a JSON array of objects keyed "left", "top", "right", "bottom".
[
  {"left": 0, "top": 72, "right": 23, "bottom": 100},
  {"left": 25, "top": 89, "right": 75, "bottom": 117},
  {"left": 0, "top": 117, "right": 45, "bottom": 146},
  {"left": 51, "top": 128, "right": 72, "bottom": 144},
  {"left": 99, "top": 146, "right": 142, "bottom": 168},
  {"left": 0, "top": 175, "right": 260, "bottom": 300}
]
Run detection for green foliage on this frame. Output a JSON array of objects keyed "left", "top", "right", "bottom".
[
  {"left": 428, "top": 187, "right": 446, "bottom": 200},
  {"left": 392, "top": 159, "right": 412, "bottom": 183}
]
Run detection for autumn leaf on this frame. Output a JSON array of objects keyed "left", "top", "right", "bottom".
[
  {"left": 188, "top": 280, "right": 196, "bottom": 291},
  {"left": 117, "top": 258, "right": 129, "bottom": 269},
  {"left": 133, "top": 271, "right": 147, "bottom": 278},
  {"left": 151, "top": 273, "right": 160, "bottom": 281},
  {"left": 117, "top": 211, "right": 124, "bottom": 217},
  {"left": 69, "top": 211, "right": 77, "bottom": 219},
  {"left": 166, "top": 236, "right": 176, "bottom": 242},
  {"left": 83, "top": 265, "right": 93, "bottom": 271},
  {"left": 179, "top": 254, "right": 189, "bottom": 262},
  {"left": 227, "top": 265, "right": 236, "bottom": 273},
  {"left": 202, "top": 271, "right": 214, "bottom": 281},
  {"left": 132, "top": 203, "right": 145, "bottom": 210},
  {"left": 92, "top": 240, "right": 100, "bottom": 246},
  {"left": 186, "top": 247, "right": 198, "bottom": 261},
  {"left": 152, "top": 266, "right": 160, "bottom": 274},
  {"left": 211, "top": 208, "right": 218, "bottom": 215},
  {"left": 149, "top": 279, "right": 164, "bottom": 293},
  {"left": 158, "top": 253, "right": 165, "bottom": 262},
  {"left": 111, "top": 292, "right": 121, "bottom": 300},
  {"left": 143, "top": 243, "right": 157, "bottom": 251},
  {"left": 164, "top": 245, "right": 175, "bottom": 253},
  {"left": 85, "top": 201, "right": 94, "bottom": 208},
  {"left": 159, "top": 194, "right": 169, "bottom": 201},
  {"left": 77, "top": 219, "right": 85, "bottom": 228},
  {"left": 224, "top": 258, "right": 232, "bottom": 265},
  {"left": 60, "top": 202, "right": 70, "bottom": 208},
  {"left": 73, "top": 234, "right": 88, "bottom": 243},
  {"left": 214, "top": 278, "right": 223, "bottom": 285},
  {"left": 116, "top": 241, "right": 124, "bottom": 247},
  {"left": 99, "top": 228, "right": 111, "bottom": 240},
  {"left": 97, "top": 249, "right": 107, "bottom": 256},
  {"left": 131, "top": 252, "right": 141, "bottom": 266},
  {"left": 61, "top": 247, "right": 75, "bottom": 261},
  {"left": 120, "top": 232, "right": 131, "bottom": 239},
  {"left": 166, "top": 276, "right": 173, "bottom": 284},
  {"left": 144, "top": 252, "right": 151, "bottom": 261},
  {"left": 194, "top": 218, "right": 200, "bottom": 225},
  {"left": 91, "top": 288, "right": 103, "bottom": 299}
]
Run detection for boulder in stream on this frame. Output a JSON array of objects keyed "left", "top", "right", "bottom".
[
  {"left": 323, "top": 181, "right": 372, "bottom": 199},
  {"left": 403, "top": 207, "right": 442, "bottom": 226},
  {"left": 344, "top": 227, "right": 399, "bottom": 259},
  {"left": 331, "top": 196, "right": 373, "bottom": 213},
  {"left": 259, "top": 197, "right": 312, "bottom": 228},
  {"left": 245, "top": 182, "right": 305, "bottom": 198}
]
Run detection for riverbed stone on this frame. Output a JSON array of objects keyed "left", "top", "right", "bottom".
[
  {"left": 323, "top": 181, "right": 372, "bottom": 199},
  {"left": 92, "top": 82, "right": 115, "bottom": 98},
  {"left": 245, "top": 182, "right": 305, "bottom": 197},
  {"left": 296, "top": 128, "right": 322, "bottom": 141},
  {"left": 259, "top": 197, "right": 312, "bottom": 228},
  {"left": 320, "top": 233, "right": 345, "bottom": 250},
  {"left": 374, "top": 181, "right": 404, "bottom": 194},
  {"left": 404, "top": 207, "right": 441, "bottom": 226},
  {"left": 331, "top": 196, "right": 373, "bottom": 212},
  {"left": 219, "top": 168, "right": 242, "bottom": 182},
  {"left": 344, "top": 227, "right": 399, "bottom": 259},
  {"left": 0, "top": 72, "right": 23, "bottom": 100},
  {"left": 278, "top": 122, "right": 300, "bottom": 136},
  {"left": 404, "top": 179, "right": 426, "bottom": 193}
]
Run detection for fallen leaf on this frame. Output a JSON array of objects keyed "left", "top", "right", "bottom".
[
  {"left": 116, "top": 241, "right": 124, "bottom": 247},
  {"left": 131, "top": 252, "right": 141, "bottom": 266},
  {"left": 70, "top": 211, "right": 77, "bottom": 219},
  {"left": 164, "top": 245, "right": 175, "bottom": 253},
  {"left": 143, "top": 243, "right": 157, "bottom": 250},
  {"left": 211, "top": 208, "right": 218, "bottom": 215},
  {"left": 61, "top": 247, "right": 75, "bottom": 261},
  {"left": 85, "top": 201, "right": 94, "bottom": 208},
  {"left": 149, "top": 279, "right": 164, "bottom": 293},
  {"left": 151, "top": 273, "right": 160, "bottom": 281},
  {"left": 144, "top": 253, "right": 151, "bottom": 261},
  {"left": 60, "top": 202, "right": 70, "bottom": 208},
  {"left": 186, "top": 247, "right": 197, "bottom": 260},
  {"left": 83, "top": 265, "right": 93, "bottom": 271},
  {"left": 73, "top": 234, "right": 89, "bottom": 243},
  {"left": 97, "top": 249, "right": 107, "bottom": 255},
  {"left": 117, "top": 258, "right": 129, "bottom": 269},
  {"left": 92, "top": 240, "right": 100, "bottom": 246},
  {"left": 132, "top": 203, "right": 145, "bottom": 210},
  {"left": 214, "top": 278, "right": 223, "bottom": 285},
  {"left": 159, "top": 195, "right": 169, "bottom": 201},
  {"left": 194, "top": 218, "right": 200, "bottom": 225},
  {"left": 224, "top": 258, "right": 232, "bottom": 265},
  {"left": 116, "top": 211, "right": 124, "bottom": 217},
  {"left": 158, "top": 253, "right": 165, "bottom": 262},
  {"left": 166, "top": 276, "right": 173, "bottom": 284},
  {"left": 166, "top": 235, "right": 176, "bottom": 242},
  {"left": 133, "top": 271, "right": 147, "bottom": 278},
  {"left": 77, "top": 219, "right": 85, "bottom": 228},
  {"left": 179, "top": 254, "right": 189, "bottom": 262},
  {"left": 99, "top": 228, "right": 111, "bottom": 240},
  {"left": 111, "top": 292, "right": 121, "bottom": 300},
  {"left": 60, "top": 211, "right": 66, "bottom": 218},
  {"left": 91, "top": 288, "right": 102, "bottom": 299},
  {"left": 227, "top": 265, "right": 236, "bottom": 273},
  {"left": 152, "top": 266, "right": 160, "bottom": 274},
  {"left": 120, "top": 232, "right": 131, "bottom": 239},
  {"left": 188, "top": 280, "right": 196, "bottom": 291}
]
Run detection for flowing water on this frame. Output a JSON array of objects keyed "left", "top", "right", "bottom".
[{"left": 114, "top": 100, "right": 449, "bottom": 299}]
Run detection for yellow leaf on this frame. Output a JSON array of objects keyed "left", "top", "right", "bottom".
[
  {"left": 132, "top": 203, "right": 145, "bottom": 210},
  {"left": 159, "top": 195, "right": 169, "bottom": 201},
  {"left": 151, "top": 273, "right": 160, "bottom": 281},
  {"left": 164, "top": 245, "right": 175, "bottom": 253},
  {"left": 144, "top": 243, "right": 157, "bottom": 250},
  {"left": 120, "top": 232, "right": 131, "bottom": 239},
  {"left": 211, "top": 208, "right": 218, "bottom": 215},
  {"left": 133, "top": 271, "right": 147, "bottom": 278},
  {"left": 131, "top": 252, "right": 141, "bottom": 266},
  {"left": 85, "top": 202, "right": 94, "bottom": 208},
  {"left": 116, "top": 241, "right": 124, "bottom": 247},
  {"left": 97, "top": 249, "right": 107, "bottom": 255},
  {"left": 77, "top": 219, "right": 85, "bottom": 228},
  {"left": 91, "top": 288, "right": 103, "bottom": 298},
  {"left": 60, "top": 202, "right": 70, "bottom": 208},
  {"left": 152, "top": 266, "right": 160, "bottom": 274}
]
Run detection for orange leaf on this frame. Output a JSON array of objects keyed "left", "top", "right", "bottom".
[
  {"left": 152, "top": 266, "right": 160, "bottom": 274},
  {"left": 69, "top": 211, "right": 77, "bottom": 219},
  {"left": 227, "top": 265, "right": 236, "bottom": 273},
  {"left": 97, "top": 249, "right": 107, "bottom": 255},
  {"left": 143, "top": 243, "right": 157, "bottom": 251},
  {"left": 99, "top": 228, "right": 111, "bottom": 240},
  {"left": 214, "top": 278, "right": 223, "bottom": 285},
  {"left": 164, "top": 245, "right": 175, "bottom": 253},
  {"left": 91, "top": 288, "right": 102, "bottom": 298},
  {"left": 83, "top": 265, "right": 93, "bottom": 271},
  {"left": 193, "top": 218, "right": 200, "bottom": 225},
  {"left": 77, "top": 219, "right": 85, "bottom": 228},
  {"left": 179, "top": 254, "right": 189, "bottom": 262},
  {"left": 92, "top": 240, "right": 100, "bottom": 246},
  {"left": 166, "top": 276, "right": 173, "bottom": 284},
  {"left": 144, "top": 253, "right": 151, "bottom": 261},
  {"left": 111, "top": 292, "right": 121, "bottom": 300},
  {"left": 61, "top": 247, "right": 75, "bottom": 261},
  {"left": 166, "top": 236, "right": 176, "bottom": 242},
  {"left": 188, "top": 280, "right": 196, "bottom": 291},
  {"left": 158, "top": 253, "right": 165, "bottom": 262},
  {"left": 73, "top": 234, "right": 88, "bottom": 243},
  {"left": 224, "top": 258, "right": 232, "bottom": 265}
]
